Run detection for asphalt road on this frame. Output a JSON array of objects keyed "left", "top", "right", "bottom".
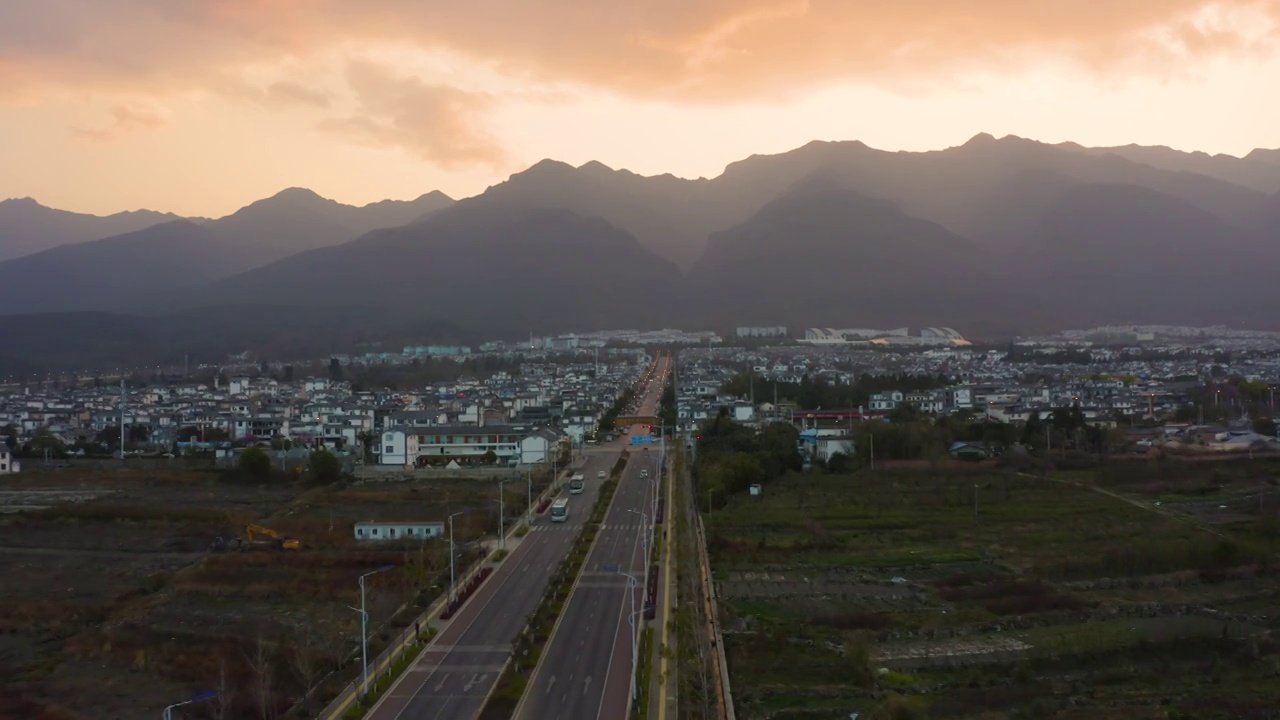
[
  {"left": 366, "top": 360, "right": 665, "bottom": 720},
  {"left": 516, "top": 356, "right": 669, "bottom": 720},
  {"left": 366, "top": 453, "right": 611, "bottom": 720}
]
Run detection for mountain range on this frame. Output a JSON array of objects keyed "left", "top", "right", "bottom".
[{"left": 2, "top": 133, "right": 1279, "bottom": 374}]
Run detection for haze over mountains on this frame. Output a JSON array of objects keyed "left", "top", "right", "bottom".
[
  {"left": 0, "top": 189, "right": 455, "bottom": 315},
  {"left": 2, "top": 133, "right": 1280, "bottom": 373}
]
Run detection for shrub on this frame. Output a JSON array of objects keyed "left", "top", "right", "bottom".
[
  {"left": 309, "top": 449, "right": 342, "bottom": 485},
  {"left": 238, "top": 447, "right": 272, "bottom": 482}
]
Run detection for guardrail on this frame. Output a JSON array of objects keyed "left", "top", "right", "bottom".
[{"left": 696, "top": 509, "right": 737, "bottom": 717}]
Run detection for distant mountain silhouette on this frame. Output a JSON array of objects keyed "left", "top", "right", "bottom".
[
  {"left": 0, "top": 188, "right": 455, "bottom": 315},
  {"left": 471, "top": 159, "right": 715, "bottom": 268},
  {"left": 470, "top": 134, "right": 1271, "bottom": 269},
  {"left": 0, "top": 197, "right": 183, "bottom": 261},
  {"left": 688, "top": 176, "right": 1054, "bottom": 335},
  {"left": 1054, "top": 141, "right": 1280, "bottom": 195},
  {"left": 8, "top": 135, "right": 1280, "bottom": 371},
  {"left": 175, "top": 200, "right": 683, "bottom": 336},
  {"left": 0, "top": 221, "right": 246, "bottom": 314}
]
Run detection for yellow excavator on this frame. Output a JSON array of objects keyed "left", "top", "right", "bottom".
[{"left": 210, "top": 524, "right": 302, "bottom": 552}]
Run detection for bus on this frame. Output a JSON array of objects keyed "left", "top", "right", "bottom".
[
  {"left": 550, "top": 498, "right": 569, "bottom": 522},
  {"left": 569, "top": 473, "right": 585, "bottom": 494}
]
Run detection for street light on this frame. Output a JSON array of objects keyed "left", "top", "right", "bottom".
[
  {"left": 604, "top": 565, "right": 641, "bottom": 702},
  {"left": 448, "top": 510, "right": 469, "bottom": 605},
  {"left": 498, "top": 478, "right": 509, "bottom": 550},
  {"left": 354, "top": 564, "right": 396, "bottom": 697},
  {"left": 627, "top": 508, "right": 650, "bottom": 565},
  {"left": 162, "top": 691, "right": 217, "bottom": 720}
]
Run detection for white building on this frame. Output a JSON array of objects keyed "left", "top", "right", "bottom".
[
  {"left": 379, "top": 429, "right": 420, "bottom": 466},
  {"left": 0, "top": 447, "right": 18, "bottom": 474},
  {"left": 519, "top": 427, "right": 568, "bottom": 464},
  {"left": 736, "top": 326, "right": 788, "bottom": 338},
  {"left": 354, "top": 521, "right": 445, "bottom": 541}
]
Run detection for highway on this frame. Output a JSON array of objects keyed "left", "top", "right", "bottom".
[
  {"left": 516, "top": 355, "right": 670, "bottom": 720},
  {"left": 366, "top": 358, "right": 665, "bottom": 720}
]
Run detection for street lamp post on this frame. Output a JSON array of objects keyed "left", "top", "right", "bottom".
[
  {"left": 498, "top": 478, "right": 508, "bottom": 550},
  {"left": 627, "top": 508, "right": 650, "bottom": 564},
  {"left": 162, "top": 691, "right": 217, "bottom": 720},
  {"left": 522, "top": 471, "right": 532, "bottom": 526},
  {"left": 448, "top": 510, "right": 468, "bottom": 605},
  {"left": 354, "top": 564, "right": 395, "bottom": 697},
  {"left": 605, "top": 565, "right": 641, "bottom": 702}
]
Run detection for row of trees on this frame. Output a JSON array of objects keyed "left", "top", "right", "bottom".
[
  {"left": 237, "top": 446, "right": 342, "bottom": 485},
  {"left": 694, "top": 411, "right": 802, "bottom": 509}
]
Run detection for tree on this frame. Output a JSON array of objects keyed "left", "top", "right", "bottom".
[
  {"left": 308, "top": 449, "right": 342, "bottom": 484},
  {"left": 239, "top": 447, "right": 272, "bottom": 482},
  {"left": 244, "top": 633, "right": 276, "bottom": 720},
  {"left": 328, "top": 357, "right": 344, "bottom": 382},
  {"left": 211, "top": 653, "right": 235, "bottom": 720},
  {"left": 827, "top": 452, "right": 856, "bottom": 473},
  {"left": 288, "top": 623, "right": 320, "bottom": 701},
  {"left": 1254, "top": 416, "right": 1277, "bottom": 437},
  {"left": 482, "top": 449, "right": 498, "bottom": 465},
  {"left": 1022, "top": 410, "right": 1043, "bottom": 447},
  {"left": 357, "top": 431, "right": 376, "bottom": 463}
]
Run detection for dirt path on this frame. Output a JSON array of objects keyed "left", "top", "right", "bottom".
[{"left": 1016, "top": 472, "right": 1227, "bottom": 539}]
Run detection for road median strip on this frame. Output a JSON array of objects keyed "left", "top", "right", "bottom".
[{"left": 480, "top": 451, "right": 631, "bottom": 719}]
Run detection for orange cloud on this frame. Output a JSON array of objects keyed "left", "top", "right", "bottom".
[
  {"left": 4, "top": 1, "right": 1278, "bottom": 100},
  {"left": 70, "top": 101, "right": 170, "bottom": 141},
  {"left": 316, "top": 60, "right": 504, "bottom": 168}
]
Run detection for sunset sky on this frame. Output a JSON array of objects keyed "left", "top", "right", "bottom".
[{"left": 2, "top": 0, "right": 1278, "bottom": 218}]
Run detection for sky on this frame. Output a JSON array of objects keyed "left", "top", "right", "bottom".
[{"left": 1, "top": 0, "right": 1279, "bottom": 218}]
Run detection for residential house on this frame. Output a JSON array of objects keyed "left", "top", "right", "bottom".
[{"left": 0, "top": 446, "right": 17, "bottom": 474}]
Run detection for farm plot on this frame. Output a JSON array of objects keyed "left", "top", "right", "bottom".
[
  {"left": 707, "top": 466, "right": 1280, "bottom": 719},
  {"left": 1, "top": 469, "right": 501, "bottom": 719}
]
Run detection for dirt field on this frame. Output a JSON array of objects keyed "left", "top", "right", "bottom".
[
  {"left": 705, "top": 458, "right": 1280, "bottom": 720},
  {"left": 0, "top": 465, "right": 540, "bottom": 719}
]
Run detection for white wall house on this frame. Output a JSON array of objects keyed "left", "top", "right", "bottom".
[
  {"left": 380, "top": 429, "right": 419, "bottom": 466},
  {"left": 354, "top": 521, "right": 445, "bottom": 541},
  {"left": 0, "top": 448, "right": 18, "bottom": 474},
  {"left": 518, "top": 427, "right": 566, "bottom": 464}
]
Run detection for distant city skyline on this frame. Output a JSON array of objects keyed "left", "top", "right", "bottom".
[{"left": 2, "top": 0, "right": 1279, "bottom": 217}]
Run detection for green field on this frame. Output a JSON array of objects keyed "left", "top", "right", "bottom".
[{"left": 704, "top": 462, "right": 1280, "bottom": 719}]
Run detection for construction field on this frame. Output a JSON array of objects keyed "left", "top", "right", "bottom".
[
  {"left": 705, "top": 457, "right": 1280, "bottom": 720},
  {"left": 0, "top": 465, "right": 545, "bottom": 719}
]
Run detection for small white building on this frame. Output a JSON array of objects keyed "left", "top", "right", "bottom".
[
  {"left": 0, "top": 447, "right": 18, "bottom": 474},
  {"left": 519, "top": 427, "right": 566, "bottom": 464},
  {"left": 379, "top": 429, "right": 420, "bottom": 466},
  {"left": 354, "top": 521, "right": 445, "bottom": 541}
]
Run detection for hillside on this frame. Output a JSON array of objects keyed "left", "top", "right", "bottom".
[
  {"left": 0, "top": 188, "right": 456, "bottom": 315},
  {"left": 180, "top": 201, "right": 685, "bottom": 336},
  {"left": 688, "top": 176, "right": 1052, "bottom": 334},
  {"left": 0, "top": 221, "right": 246, "bottom": 314},
  {"left": 1017, "top": 183, "right": 1270, "bottom": 326},
  {"left": 0, "top": 198, "right": 183, "bottom": 262},
  {"left": 0, "top": 306, "right": 469, "bottom": 376}
]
